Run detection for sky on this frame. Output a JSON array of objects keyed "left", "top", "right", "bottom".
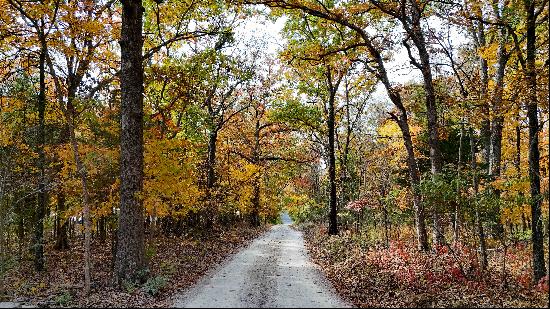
[{"left": 234, "top": 11, "right": 469, "bottom": 109}]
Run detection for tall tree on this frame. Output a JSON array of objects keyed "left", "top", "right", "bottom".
[
  {"left": 501, "top": 0, "right": 548, "bottom": 283},
  {"left": 115, "top": 0, "right": 146, "bottom": 284},
  {"left": 522, "top": 0, "right": 546, "bottom": 282},
  {"left": 5, "top": 0, "right": 57, "bottom": 272},
  {"left": 260, "top": 0, "right": 430, "bottom": 248}
]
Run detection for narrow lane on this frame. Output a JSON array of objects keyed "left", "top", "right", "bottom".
[{"left": 173, "top": 213, "right": 349, "bottom": 308}]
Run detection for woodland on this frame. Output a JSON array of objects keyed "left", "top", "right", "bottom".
[{"left": 0, "top": 0, "right": 549, "bottom": 307}]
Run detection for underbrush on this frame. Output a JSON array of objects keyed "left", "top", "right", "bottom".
[
  {"left": 1, "top": 223, "right": 268, "bottom": 307},
  {"left": 300, "top": 224, "right": 549, "bottom": 308}
]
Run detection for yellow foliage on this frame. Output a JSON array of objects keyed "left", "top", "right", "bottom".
[{"left": 143, "top": 137, "right": 201, "bottom": 217}]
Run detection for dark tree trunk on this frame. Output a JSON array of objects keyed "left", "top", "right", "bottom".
[
  {"left": 395, "top": 108, "right": 429, "bottom": 251},
  {"left": 378, "top": 48, "right": 428, "bottom": 250},
  {"left": 206, "top": 130, "right": 218, "bottom": 190},
  {"left": 515, "top": 115, "right": 528, "bottom": 233},
  {"left": 17, "top": 195, "right": 27, "bottom": 257},
  {"left": 54, "top": 193, "right": 69, "bottom": 250},
  {"left": 489, "top": 25, "right": 509, "bottom": 239},
  {"left": 401, "top": 3, "right": 444, "bottom": 246},
  {"left": 251, "top": 177, "right": 261, "bottom": 227},
  {"left": 524, "top": 0, "right": 546, "bottom": 283},
  {"left": 489, "top": 51, "right": 507, "bottom": 179},
  {"left": 470, "top": 129, "right": 488, "bottom": 269},
  {"left": 328, "top": 90, "right": 338, "bottom": 235},
  {"left": 115, "top": 0, "right": 146, "bottom": 284},
  {"left": 251, "top": 117, "right": 261, "bottom": 227},
  {"left": 98, "top": 216, "right": 107, "bottom": 242},
  {"left": 205, "top": 129, "right": 218, "bottom": 227},
  {"left": 383, "top": 205, "right": 389, "bottom": 248},
  {"left": 34, "top": 43, "right": 47, "bottom": 271},
  {"left": 474, "top": 18, "right": 492, "bottom": 176}
]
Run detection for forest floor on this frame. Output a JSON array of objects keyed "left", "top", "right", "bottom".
[
  {"left": 172, "top": 212, "right": 348, "bottom": 308},
  {"left": 0, "top": 223, "right": 268, "bottom": 308},
  {"left": 299, "top": 222, "right": 549, "bottom": 308}
]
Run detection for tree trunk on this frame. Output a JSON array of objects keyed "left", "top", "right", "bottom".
[
  {"left": 515, "top": 114, "right": 528, "bottom": 233},
  {"left": 454, "top": 123, "right": 464, "bottom": 244},
  {"left": 524, "top": 0, "right": 546, "bottom": 283},
  {"left": 251, "top": 176, "right": 261, "bottom": 227},
  {"left": 34, "top": 43, "right": 47, "bottom": 272},
  {"left": 402, "top": 3, "right": 444, "bottom": 246},
  {"left": 395, "top": 111, "right": 429, "bottom": 251},
  {"left": 470, "top": 129, "right": 487, "bottom": 269},
  {"left": 54, "top": 193, "right": 69, "bottom": 250},
  {"left": 68, "top": 126, "right": 92, "bottom": 294},
  {"left": 207, "top": 130, "right": 218, "bottom": 190},
  {"left": 489, "top": 25, "right": 509, "bottom": 239},
  {"left": 98, "top": 216, "right": 107, "bottom": 242},
  {"left": 377, "top": 58, "right": 428, "bottom": 250},
  {"left": 205, "top": 129, "right": 218, "bottom": 227},
  {"left": 328, "top": 90, "right": 338, "bottom": 235},
  {"left": 489, "top": 24, "right": 509, "bottom": 180},
  {"left": 383, "top": 205, "right": 389, "bottom": 248},
  {"left": 473, "top": 16, "right": 492, "bottom": 178},
  {"left": 115, "top": 0, "right": 146, "bottom": 284},
  {"left": 352, "top": 16, "right": 428, "bottom": 249},
  {"left": 251, "top": 116, "right": 261, "bottom": 227}
]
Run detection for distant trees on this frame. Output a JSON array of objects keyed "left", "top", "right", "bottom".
[{"left": 256, "top": 0, "right": 548, "bottom": 283}]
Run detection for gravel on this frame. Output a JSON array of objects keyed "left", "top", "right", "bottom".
[{"left": 173, "top": 213, "right": 350, "bottom": 308}]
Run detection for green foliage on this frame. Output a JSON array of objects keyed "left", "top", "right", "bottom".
[
  {"left": 419, "top": 175, "right": 457, "bottom": 213},
  {"left": 286, "top": 197, "right": 326, "bottom": 224},
  {"left": 160, "top": 261, "right": 176, "bottom": 276},
  {"left": 122, "top": 280, "right": 137, "bottom": 294},
  {"left": 142, "top": 275, "right": 167, "bottom": 296},
  {"left": 0, "top": 256, "right": 16, "bottom": 279},
  {"left": 135, "top": 268, "right": 151, "bottom": 283},
  {"left": 54, "top": 290, "right": 73, "bottom": 306},
  {"left": 145, "top": 245, "right": 157, "bottom": 261}
]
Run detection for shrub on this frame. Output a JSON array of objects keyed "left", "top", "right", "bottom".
[
  {"left": 54, "top": 290, "right": 72, "bottom": 306},
  {"left": 142, "top": 275, "right": 167, "bottom": 296}
]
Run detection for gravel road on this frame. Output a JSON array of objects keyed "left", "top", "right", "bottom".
[{"left": 173, "top": 213, "right": 349, "bottom": 308}]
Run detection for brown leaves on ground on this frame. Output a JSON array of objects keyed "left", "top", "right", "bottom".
[
  {"left": 1, "top": 224, "right": 268, "bottom": 307},
  {"left": 300, "top": 223, "right": 549, "bottom": 308}
]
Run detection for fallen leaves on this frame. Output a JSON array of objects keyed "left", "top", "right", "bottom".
[
  {"left": 299, "top": 224, "right": 549, "bottom": 308},
  {"left": 1, "top": 224, "right": 268, "bottom": 307}
]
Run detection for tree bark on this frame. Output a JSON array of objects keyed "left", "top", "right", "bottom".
[
  {"left": 67, "top": 118, "right": 92, "bottom": 294},
  {"left": 472, "top": 14, "right": 492, "bottom": 175},
  {"left": 470, "top": 129, "right": 487, "bottom": 269},
  {"left": 454, "top": 123, "right": 464, "bottom": 244},
  {"left": 394, "top": 109, "right": 429, "bottom": 251},
  {"left": 400, "top": 1, "right": 444, "bottom": 246},
  {"left": 328, "top": 89, "right": 338, "bottom": 236},
  {"left": 251, "top": 114, "right": 261, "bottom": 227},
  {"left": 524, "top": 0, "right": 546, "bottom": 283},
  {"left": 206, "top": 130, "right": 218, "bottom": 190},
  {"left": 205, "top": 128, "right": 218, "bottom": 227},
  {"left": 489, "top": 50, "right": 508, "bottom": 179},
  {"left": 54, "top": 193, "right": 69, "bottom": 250},
  {"left": 115, "top": 0, "right": 146, "bottom": 284},
  {"left": 34, "top": 42, "right": 47, "bottom": 272}
]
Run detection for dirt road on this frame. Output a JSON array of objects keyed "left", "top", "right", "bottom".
[{"left": 173, "top": 213, "right": 349, "bottom": 308}]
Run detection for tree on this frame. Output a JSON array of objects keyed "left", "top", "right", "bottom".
[
  {"left": 115, "top": 0, "right": 146, "bottom": 284},
  {"left": 521, "top": 0, "right": 547, "bottom": 283},
  {"left": 5, "top": 0, "right": 57, "bottom": 272},
  {"left": 253, "top": 0, "right": 431, "bottom": 248}
]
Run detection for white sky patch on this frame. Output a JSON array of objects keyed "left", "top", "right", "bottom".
[
  {"left": 234, "top": 12, "right": 468, "bottom": 103},
  {"left": 233, "top": 13, "right": 288, "bottom": 59}
]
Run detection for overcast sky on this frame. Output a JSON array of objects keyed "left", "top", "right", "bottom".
[{"left": 234, "top": 11, "right": 469, "bottom": 113}]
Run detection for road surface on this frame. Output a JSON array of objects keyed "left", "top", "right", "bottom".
[{"left": 173, "top": 213, "right": 349, "bottom": 308}]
